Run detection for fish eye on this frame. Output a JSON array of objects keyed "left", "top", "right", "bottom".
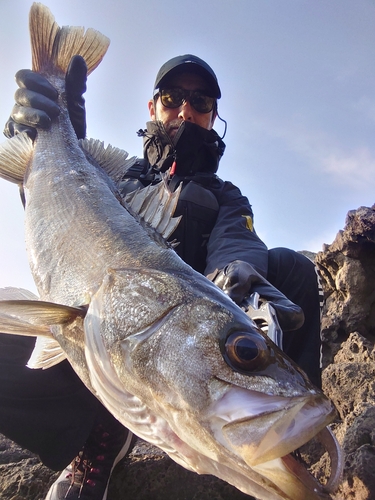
[{"left": 223, "top": 330, "right": 270, "bottom": 372}]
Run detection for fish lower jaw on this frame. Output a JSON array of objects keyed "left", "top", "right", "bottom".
[
  {"left": 253, "top": 426, "right": 343, "bottom": 500},
  {"left": 221, "top": 394, "right": 336, "bottom": 467}
]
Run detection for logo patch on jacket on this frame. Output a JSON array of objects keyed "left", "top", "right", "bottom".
[{"left": 242, "top": 215, "right": 254, "bottom": 232}]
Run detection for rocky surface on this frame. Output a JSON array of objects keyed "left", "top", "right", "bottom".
[
  {"left": 1, "top": 204, "right": 375, "bottom": 499},
  {"left": 0, "top": 435, "right": 250, "bottom": 500},
  {"left": 316, "top": 204, "right": 375, "bottom": 500}
]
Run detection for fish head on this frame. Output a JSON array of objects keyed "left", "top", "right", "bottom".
[{"left": 84, "top": 267, "right": 338, "bottom": 499}]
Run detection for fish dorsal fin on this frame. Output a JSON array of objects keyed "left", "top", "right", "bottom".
[
  {"left": 79, "top": 138, "right": 182, "bottom": 242},
  {"left": 124, "top": 177, "right": 182, "bottom": 240},
  {"left": 0, "top": 287, "right": 39, "bottom": 301},
  {"left": 29, "top": 3, "right": 110, "bottom": 74},
  {"left": 0, "top": 133, "right": 33, "bottom": 184},
  {"left": 79, "top": 138, "right": 138, "bottom": 184}
]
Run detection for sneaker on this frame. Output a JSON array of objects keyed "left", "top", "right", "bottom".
[{"left": 45, "top": 420, "right": 134, "bottom": 500}]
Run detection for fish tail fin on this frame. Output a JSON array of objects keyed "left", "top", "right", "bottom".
[
  {"left": 29, "top": 3, "right": 110, "bottom": 75},
  {"left": 0, "top": 133, "right": 33, "bottom": 184}
]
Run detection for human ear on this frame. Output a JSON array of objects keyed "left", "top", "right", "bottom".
[{"left": 148, "top": 99, "right": 156, "bottom": 120}]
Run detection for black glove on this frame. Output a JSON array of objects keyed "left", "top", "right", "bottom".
[
  {"left": 3, "top": 55, "right": 87, "bottom": 141},
  {"left": 212, "top": 260, "right": 304, "bottom": 332}
]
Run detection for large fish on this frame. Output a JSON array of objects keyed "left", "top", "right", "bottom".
[{"left": 0, "top": 4, "right": 342, "bottom": 499}]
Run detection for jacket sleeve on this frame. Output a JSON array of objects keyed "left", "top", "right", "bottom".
[{"left": 204, "top": 180, "right": 269, "bottom": 278}]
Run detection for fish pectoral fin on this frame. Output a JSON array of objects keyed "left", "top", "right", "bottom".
[
  {"left": 0, "top": 286, "right": 50, "bottom": 336},
  {"left": 27, "top": 336, "right": 67, "bottom": 369},
  {"left": 0, "top": 292, "right": 86, "bottom": 334},
  {"left": 0, "top": 133, "right": 33, "bottom": 184},
  {"left": 0, "top": 288, "right": 84, "bottom": 369},
  {"left": 0, "top": 310, "right": 66, "bottom": 368},
  {"left": 0, "top": 298, "right": 68, "bottom": 368},
  {"left": 0, "top": 312, "right": 52, "bottom": 337}
]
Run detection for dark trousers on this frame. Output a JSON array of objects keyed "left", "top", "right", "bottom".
[
  {"left": 267, "top": 247, "right": 322, "bottom": 389},
  {"left": 0, "top": 335, "right": 101, "bottom": 470},
  {"left": 0, "top": 247, "right": 322, "bottom": 469}
]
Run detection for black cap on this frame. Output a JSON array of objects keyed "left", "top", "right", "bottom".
[{"left": 154, "top": 54, "right": 221, "bottom": 98}]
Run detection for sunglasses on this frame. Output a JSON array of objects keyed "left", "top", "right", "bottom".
[{"left": 155, "top": 88, "right": 216, "bottom": 114}]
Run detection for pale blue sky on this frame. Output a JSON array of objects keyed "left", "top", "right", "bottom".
[{"left": 0, "top": 0, "right": 374, "bottom": 293}]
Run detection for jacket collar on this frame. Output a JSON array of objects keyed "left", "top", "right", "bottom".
[{"left": 139, "top": 120, "right": 225, "bottom": 176}]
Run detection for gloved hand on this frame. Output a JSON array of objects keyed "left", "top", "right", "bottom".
[
  {"left": 211, "top": 260, "right": 304, "bottom": 332},
  {"left": 3, "top": 55, "right": 87, "bottom": 141}
]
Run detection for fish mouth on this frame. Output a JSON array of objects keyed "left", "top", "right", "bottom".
[
  {"left": 207, "top": 387, "right": 336, "bottom": 466},
  {"left": 207, "top": 386, "right": 342, "bottom": 498},
  {"left": 224, "top": 395, "right": 335, "bottom": 467}
]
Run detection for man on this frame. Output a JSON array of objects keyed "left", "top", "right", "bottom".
[{"left": 1, "top": 54, "right": 323, "bottom": 500}]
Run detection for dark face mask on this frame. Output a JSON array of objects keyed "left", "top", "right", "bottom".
[{"left": 140, "top": 120, "right": 226, "bottom": 176}]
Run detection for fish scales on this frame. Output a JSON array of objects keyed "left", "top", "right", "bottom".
[
  {"left": 25, "top": 73, "right": 174, "bottom": 299},
  {"left": 27, "top": 109, "right": 179, "bottom": 304},
  {"left": 0, "top": 4, "right": 342, "bottom": 499}
]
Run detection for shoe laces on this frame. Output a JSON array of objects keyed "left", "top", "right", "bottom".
[{"left": 65, "top": 425, "right": 115, "bottom": 498}]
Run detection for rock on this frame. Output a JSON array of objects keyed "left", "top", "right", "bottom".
[
  {"left": 322, "top": 333, "right": 375, "bottom": 420},
  {"left": 316, "top": 204, "right": 375, "bottom": 500},
  {"left": 109, "top": 440, "right": 251, "bottom": 500},
  {"left": 2, "top": 203, "right": 375, "bottom": 499},
  {"left": 0, "top": 434, "right": 251, "bottom": 500},
  {"left": 316, "top": 205, "right": 375, "bottom": 368},
  {"left": 0, "top": 435, "right": 57, "bottom": 500}
]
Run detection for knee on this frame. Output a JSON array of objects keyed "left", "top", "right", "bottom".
[
  {"left": 267, "top": 247, "right": 320, "bottom": 298},
  {"left": 268, "top": 247, "right": 315, "bottom": 277}
]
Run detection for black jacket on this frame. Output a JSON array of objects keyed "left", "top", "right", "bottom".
[{"left": 120, "top": 120, "right": 269, "bottom": 278}]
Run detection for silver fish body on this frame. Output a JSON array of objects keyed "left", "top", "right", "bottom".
[{"left": 0, "top": 4, "right": 341, "bottom": 499}]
